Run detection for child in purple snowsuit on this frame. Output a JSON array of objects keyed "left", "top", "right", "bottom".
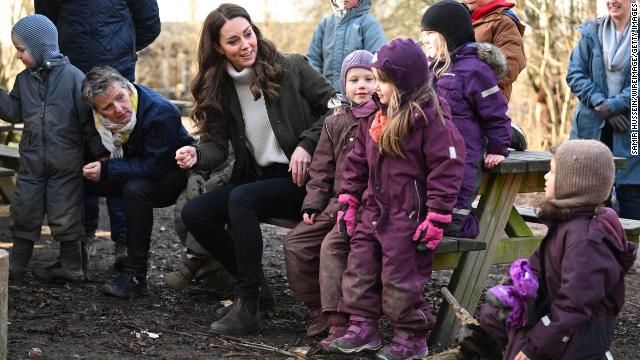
[
  {"left": 476, "top": 140, "right": 637, "bottom": 360},
  {"left": 420, "top": 0, "right": 512, "bottom": 239},
  {"left": 328, "top": 38, "right": 466, "bottom": 360},
  {"left": 284, "top": 50, "right": 376, "bottom": 341}
]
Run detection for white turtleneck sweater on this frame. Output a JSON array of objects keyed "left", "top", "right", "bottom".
[{"left": 226, "top": 63, "right": 288, "bottom": 167}]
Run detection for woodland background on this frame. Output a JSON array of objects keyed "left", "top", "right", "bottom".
[{"left": 1, "top": 0, "right": 605, "bottom": 149}]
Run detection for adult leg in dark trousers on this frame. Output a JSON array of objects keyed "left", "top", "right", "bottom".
[
  {"left": 181, "top": 176, "right": 305, "bottom": 335},
  {"left": 85, "top": 167, "right": 187, "bottom": 297}
]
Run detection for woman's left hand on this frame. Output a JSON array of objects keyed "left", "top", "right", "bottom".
[
  {"left": 289, "top": 146, "right": 311, "bottom": 187},
  {"left": 514, "top": 351, "right": 530, "bottom": 360}
]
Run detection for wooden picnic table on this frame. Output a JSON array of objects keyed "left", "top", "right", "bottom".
[{"left": 428, "top": 150, "right": 627, "bottom": 346}]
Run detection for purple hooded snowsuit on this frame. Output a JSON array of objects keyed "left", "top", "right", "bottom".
[
  {"left": 480, "top": 207, "right": 637, "bottom": 359},
  {"left": 337, "top": 95, "right": 465, "bottom": 334},
  {"left": 434, "top": 43, "right": 512, "bottom": 238}
]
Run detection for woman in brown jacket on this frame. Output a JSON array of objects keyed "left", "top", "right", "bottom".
[{"left": 175, "top": 4, "right": 336, "bottom": 336}]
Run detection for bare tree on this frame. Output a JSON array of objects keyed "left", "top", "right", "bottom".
[{"left": 0, "top": 0, "right": 33, "bottom": 90}]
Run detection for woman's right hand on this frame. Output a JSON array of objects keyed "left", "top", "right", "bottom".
[{"left": 176, "top": 146, "right": 198, "bottom": 169}]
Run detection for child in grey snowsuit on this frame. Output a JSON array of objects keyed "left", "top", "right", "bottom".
[{"left": 0, "top": 15, "right": 106, "bottom": 282}]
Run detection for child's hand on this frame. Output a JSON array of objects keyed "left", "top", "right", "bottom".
[
  {"left": 303, "top": 212, "right": 317, "bottom": 225},
  {"left": 484, "top": 154, "right": 506, "bottom": 169},
  {"left": 175, "top": 146, "right": 198, "bottom": 169},
  {"left": 514, "top": 351, "right": 530, "bottom": 360},
  {"left": 83, "top": 161, "right": 101, "bottom": 182}
]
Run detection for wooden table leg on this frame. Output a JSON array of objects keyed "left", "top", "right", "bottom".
[
  {"left": 0, "top": 249, "right": 8, "bottom": 360},
  {"left": 429, "top": 173, "right": 524, "bottom": 347}
]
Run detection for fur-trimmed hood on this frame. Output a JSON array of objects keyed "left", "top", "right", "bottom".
[
  {"left": 452, "top": 42, "right": 509, "bottom": 81},
  {"left": 475, "top": 43, "right": 509, "bottom": 80}
]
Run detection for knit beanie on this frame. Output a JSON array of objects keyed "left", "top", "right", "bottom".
[
  {"left": 12, "top": 14, "right": 62, "bottom": 68},
  {"left": 340, "top": 50, "right": 374, "bottom": 96},
  {"left": 372, "top": 38, "right": 430, "bottom": 92},
  {"left": 551, "top": 140, "right": 615, "bottom": 208},
  {"left": 420, "top": 0, "right": 476, "bottom": 51}
]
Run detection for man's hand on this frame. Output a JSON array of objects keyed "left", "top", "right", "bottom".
[
  {"left": 176, "top": 146, "right": 198, "bottom": 169},
  {"left": 83, "top": 161, "right": 101, "bottom": 182},
  {"left": 288, "top": 146, "right": 311, "bottom": 187}
]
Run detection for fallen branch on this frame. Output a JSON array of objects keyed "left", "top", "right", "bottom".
[{"left": 219, "top": 335, "right": 297, "bottom": 357}]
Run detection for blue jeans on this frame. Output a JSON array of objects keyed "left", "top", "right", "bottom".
[
  {"left": 617, "top": 185, "right": 640, "bottom": 220},
  {"left": 83, "top": 195, "right": 127, "bottom": 240}
]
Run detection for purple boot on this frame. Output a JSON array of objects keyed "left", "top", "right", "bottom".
[
  {"left": 328, "top": 315, "right": 382, "bottom": 354},
  {"left": 319, "top": 312, "right": 349, "bottom": 350},
  {"left": 376, "top": 330, "right": 429, "bottom": 360}
]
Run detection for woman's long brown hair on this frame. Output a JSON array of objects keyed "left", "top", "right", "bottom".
[{"left": 191, "top": 3, "right": 283, "bottom": 135}]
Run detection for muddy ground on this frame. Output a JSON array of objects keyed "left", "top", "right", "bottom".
[{"left": 3, "top": 202, "right": 640, "bottom": 360}]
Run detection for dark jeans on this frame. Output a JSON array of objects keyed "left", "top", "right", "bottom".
[
  {"left": 181, "top": 176, "right": 305, "bottom": 298},
  {"left": 85, "top": 167, "right": 187, "bottom": 272},
  {"left": 83, "top": 195, "right": 126, "bottom": 240},
  {"left": 618, "top": 185, "right": 640, "bottom": 220}
]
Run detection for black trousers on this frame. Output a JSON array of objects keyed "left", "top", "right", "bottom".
[
  {"left": 181, "top": 175, "right": 305, "bottom": 298},
  {"left": 85, "top": 167, "right": 187, "bottom": 272}
]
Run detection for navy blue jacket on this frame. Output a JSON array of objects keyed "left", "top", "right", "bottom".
[
  {"left": 35, "top": 0, "right": 160, "bottom": 81},
  {"left": 104, "top": 84, "right": 195, "bottom": 181}
]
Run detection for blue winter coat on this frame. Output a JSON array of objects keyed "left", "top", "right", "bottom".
[
  {"left": 104, "top": 84, "right": 195, "bottom": 181},
  {"left": 35, "top": 0, "right": 160, "bottom": 81},
  {"left": 307, "top": 0, "right": 387, "bottom": 90},
  {"left": 566, "top": 17, "right": 637, "bottom": 185}
]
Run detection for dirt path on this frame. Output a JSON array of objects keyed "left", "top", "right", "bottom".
[{"left": 3, "top": 204, "right": 639, "bottom": 359}]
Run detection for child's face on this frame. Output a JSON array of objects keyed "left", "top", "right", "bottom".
[
  {"left": 544, "top": 159, "right": 556, "bottom": 200},
  {"left": 338, "top": 0, "right": 359, "bottom": 10},
  {"left": 373, "top": 71, "right": 396, "bottom": 105},
  {"left": 11, "top": 35, "right": 35, "bottom": 69},
  {"left": 420, "top": 31, "right": 445, "bottom": 59},
  {"left": 345, "top": 67, "right": 375, "bottom": 104},
  {"left": 92, "top": 83, "right": 134, "bottom": 125},
  {"left": 462, "top": 0, "right": 494, "bottom": 11}
]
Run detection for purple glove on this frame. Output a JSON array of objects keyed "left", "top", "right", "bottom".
[
  {"left": 412, "top": 212, "right": 452, "bottom": 251},
  {"left": 487, "top": 259, "right": 539, "bottom": 328},
  {"left": 337, "top": 194, "right": 360, "bottom": 238}
]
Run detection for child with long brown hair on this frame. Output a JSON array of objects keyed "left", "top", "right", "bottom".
[{"left": 328, "top": 38, "right": 466, "bottom": 360}]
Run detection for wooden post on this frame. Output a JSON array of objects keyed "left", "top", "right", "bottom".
[{"left": 0, "top": 249, "right": 8, "bottom": 360}]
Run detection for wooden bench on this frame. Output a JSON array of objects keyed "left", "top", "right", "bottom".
[
  {"left": 516, "top": 206, "right": 640, "bottom": 243},
  {"left": 0, "top": 167, "right": 15, "bottom": 203},
  {"left": 0, "top": 144, "right": 19, "bottom": 171},
  {"left": 264, "top": 217, "right": 487, "bottom": 257}
]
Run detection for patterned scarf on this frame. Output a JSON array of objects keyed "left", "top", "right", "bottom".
[
  {"left": 94, "top": 83, "right": 139, "bottom": 159},
  {"left": 369, "top": 110, "right": 389, "bottom": 143}
]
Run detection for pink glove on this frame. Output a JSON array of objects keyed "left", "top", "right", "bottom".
[
  {"left": 337, "top": 194, "right": 360, "bottom": 238},
  {"left": 413, "top": 212, "right": 452, "bottom": 251}
]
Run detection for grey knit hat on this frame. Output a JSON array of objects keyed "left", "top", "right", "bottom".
[
  {"left": 551, "top": 140, "right": 615, "bottom": 208},
  {"left": 12, "top": 14, "right": 62, "bottom": 68},
  {"left": 340, "top": 50, "right": 374, "bottom": 96}
]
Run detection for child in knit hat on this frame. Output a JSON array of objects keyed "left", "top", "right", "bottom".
[
  {"left": 327, "top": 38, "right": 465, "bottom": 359},
  {"left": 0, "top": 15, "right": 106, "bottom": 282},
  {"left": 284, "top": 50, "right": 375, "bottom": 345},
  {"left": 420, "top": 0, "right": 512, "bottom": 240},
  {"left": 307, "top": 0, "right": 387, "bottom": 91},
  {"left": 461, "top": 139, "right": 637, "bottom": 360}
]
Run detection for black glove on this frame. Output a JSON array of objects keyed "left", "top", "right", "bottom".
[
  {"left": 606, "top": 114, "right": 630, "bottom": 133},
  {"left": 594, "top": 101, "right": 613, "bottom": 119},
  {"left": 457, "top": 323, "right": 503, "bottom": 359}
]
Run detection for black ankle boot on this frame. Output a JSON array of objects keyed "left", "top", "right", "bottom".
[
  {"left": 102, "top": 271, "right": 147, "bottom": 298},
  {"left": 209, "top": 297, "right": 260, "bottom": 336}
]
